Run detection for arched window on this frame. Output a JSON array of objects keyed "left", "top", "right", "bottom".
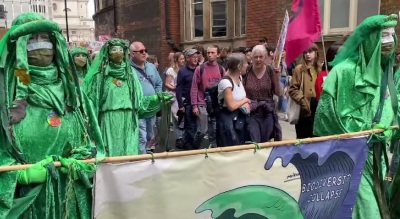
[{"left": 53, "top": 3, "right": 57, "bottom": 11}]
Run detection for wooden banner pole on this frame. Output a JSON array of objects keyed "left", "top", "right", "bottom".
[{"left": 0, "top": 126, "right": 397, "bottom": 173}]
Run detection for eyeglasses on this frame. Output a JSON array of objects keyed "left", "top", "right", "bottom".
[{"left": 133, "top": 49, "right": 148, "bottom": 54}]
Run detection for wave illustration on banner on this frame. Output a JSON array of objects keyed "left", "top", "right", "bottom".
[
  {"left": 195, "top": 185, "right": 304, "bottom": 219},
  {"left": 265, "top": 137, "right": 368, "bottom": 219}
]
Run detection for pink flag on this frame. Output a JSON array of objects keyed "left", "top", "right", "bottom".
[{"left": 285, "top": 0, "right": 322, "bottom": 65}]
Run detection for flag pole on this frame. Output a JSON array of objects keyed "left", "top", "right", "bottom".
[
  {"left": 0, "top": 126, "right": 397, "bottom": 172},
  {"left": 321, "top": 32, "right": 329, "bottom": 74}
]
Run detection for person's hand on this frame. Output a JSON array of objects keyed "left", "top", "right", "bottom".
[
  {"left": 59, "top": 157, "right": 96, "bottom": 180},
  {"left": 192, "top": 106, "right": 200, "bottom": 116},
  {"left": 157, "top": 92, "right": 174, "bottom": 102},
  {"left": 243, "top": 97, "right": 251, "bottom": 104},
  {"left": 274, "top": 67, "right": 281, "bottom": 74},
  {"left": 17, "top": 156, "right": 56, "bottom": 185},
  {"left": 370, "top": 124, "right": 392, "bottom": 143},
  {"left": 10, "top": 99, "right": 28, "bottom": 124},
  {"left": 242, "top": 103, "right": 251, "bottom": 114}
]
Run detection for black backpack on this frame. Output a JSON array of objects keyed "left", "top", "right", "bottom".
[
  {"left": 200, "top": 63, "right": 226, "bottom": 117},
  {"left": 205, "top": 76, "right": 234, "bottom": 117}
]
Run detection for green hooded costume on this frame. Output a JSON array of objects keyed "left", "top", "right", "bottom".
[
  {"left": 0, "top": 12, "right": 104, "bottom": 218},
  {"left": 83, "top": 38, "right": 171, "bottom": 156},
  {"left": 70, "top": 47, "right": 91, "bottom": 85},
  {"left": 314, "top": 14, "right": 399, "bottom": 219}
]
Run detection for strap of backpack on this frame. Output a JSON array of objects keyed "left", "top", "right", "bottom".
[
  {"left": 218, "top": 76, "right": 235, "bottom": 107},
  {"left": 219, "top": 64, "right": 224, "bottom": 77},
  {"left": 221, "top": 76, "right": 234, "bottom": 91},
  {"left": 199, "top": 63, "right": 204, "bottom": 77}
]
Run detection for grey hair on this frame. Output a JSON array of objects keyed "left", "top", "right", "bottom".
[
  {"left": 252, "top": 44, "right": 267, "bottom": 56},
  {"left": 129, "top": 41, "right": 143, "bottom": 52},
  {"left": 226, "top": 53, "right": 246, "bottom": 71}
]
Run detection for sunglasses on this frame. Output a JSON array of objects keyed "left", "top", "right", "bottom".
[{"left": 133, "top": 49, "right": 148, "bottom": 54}]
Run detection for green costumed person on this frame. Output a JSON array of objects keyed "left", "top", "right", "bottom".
[
  {"left": 314, "top": 14, "right": 399, "bottom": 219},
  {"left": 70, "top": 47, "right": 91, "bottom": 85},
  {"left": 83, "top": 38, "right": 172, "bottom": 156},
  {"left": 0, "top": 12, "right": 105, "bottom": 218}
]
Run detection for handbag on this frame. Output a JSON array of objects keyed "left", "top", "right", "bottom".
[{"left": 287, "top": 72, "right": 304, "bottom": 125}]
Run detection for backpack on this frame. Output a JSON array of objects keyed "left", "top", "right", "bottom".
[
  {"left": 205, "top": 76, "right": 234, "bottom": 117},
  {"left": 200, "top": 63, "right": 226, "bottom": 117}
]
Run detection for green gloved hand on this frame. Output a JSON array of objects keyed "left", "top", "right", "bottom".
[
  {"left": 372, "top": 124, "right": 393, "bottom": 138},
  {"left": 59, "top": 157, "right": 96, "bottom": 180},
  {"left": 157, "top": 92, "right": 174, "bottom": 102},
  {"left": 17, "top": 156, "right": 56, "bottom": 185}
]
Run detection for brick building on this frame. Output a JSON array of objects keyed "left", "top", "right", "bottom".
[{"left": 93, "top": 0, "right": 400, "bottom": 69}]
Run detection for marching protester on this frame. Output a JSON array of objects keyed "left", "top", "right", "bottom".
[
  {"left": 243, "top": 45, "right": 282, "bottom": 143},
  {"left": 164, "top": 52, "right": 186, "bottom": 149},
  {"left": 313, "top": 14, "right": 399, "bottom": 219},
  {"left": 216, "top": 53, "right": 251, "bottom": 147},
  {"left": 176, "top": 49, "right": 199, "bottom": 150},
  {"left": 190, "top": 45, "right": 225, "bottom": 148},
  {"left": 288, "top": 43, "right": 321, "bottom": 139},
  {"left": 130, "top": 41, "right": 163, "bottom": 154}
]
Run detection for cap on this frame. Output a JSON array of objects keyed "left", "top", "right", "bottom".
[{"left": 185, "top": 49, "right": 200, "bottom": 57}]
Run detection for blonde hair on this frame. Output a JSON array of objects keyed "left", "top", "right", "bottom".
[{"left": 172, "top": 52, "right": 184, "bottom": 72}]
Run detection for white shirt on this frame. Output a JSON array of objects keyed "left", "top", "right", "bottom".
[
  {"left": 218, "top": 76, "right": 247, "bottom": 107},
  {"left": 165, "top": 67, "right": 178, "bottom": 86}
]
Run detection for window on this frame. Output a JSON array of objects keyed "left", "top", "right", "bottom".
[
  {"left": 211, "top": 0, "right": 227, "bottom": 37},
  {"left": 240, "top": 0, "right": 245, "bottom": 35},
  {"left": 0, "top": 5, "right": 5, "bottom": 19},
  {"left": 181, "top": 0, "right": 241, "bottom": 41},
  {"left": 53, "top": 3, "right": 57, "bottom": 11},
  {"left": 72, "top": 31, "right": 76, "bottom": 34},
  {"left": 319, "top": 0, "right": 379, "bottom": 34},
  {"left": 234, "top": 0, "right": 246, "bottom": 36},
  {"left": 192, "top": 0, "right": 203, "bottom": 38}
]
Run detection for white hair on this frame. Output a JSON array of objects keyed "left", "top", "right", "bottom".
[
  {"left": 252, "top": 45, "right": 267, "bottom": 56},
  {"left": 129, "top": 41, "right": 143, "bottom": 52}
]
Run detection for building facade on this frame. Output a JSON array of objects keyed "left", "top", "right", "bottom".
[
  {"left": 0, "top": 0, "right": 51, "bottom": 28},
  {"left": 93, "top": 0, "right": 400, "bottom": 69},
  {"left": 52, "top": 0, "right": 95, "bottom": 42}
]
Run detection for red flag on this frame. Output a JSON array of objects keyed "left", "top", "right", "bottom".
[{"left": 285, "top": 0, "right": 322, "bottom": 65}]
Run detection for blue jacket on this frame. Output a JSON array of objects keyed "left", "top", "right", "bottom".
[
  {"left": 131, "top": 60, "right": 162, "bottom": 96},
  {"left": 176, "top": 65, "right": 196, "bottom": 108}
]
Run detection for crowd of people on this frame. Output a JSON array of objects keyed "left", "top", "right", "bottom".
[{"left": 141, "top": 38, "right": 339, "bottom": 152}]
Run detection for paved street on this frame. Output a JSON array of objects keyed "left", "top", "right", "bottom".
[
  {"left": 159, "top": 116, "right": 296, "bottom": 152},
  {"left": 280, "top": 119, "right": 296, "bottom": 140}
]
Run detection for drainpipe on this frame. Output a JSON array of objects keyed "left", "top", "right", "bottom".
[
  {"left": 113, "top": 0, "right": 117, "bottom": 35},
  {"left": 164, "top": 0, "right": 179, "bottom": 52}
]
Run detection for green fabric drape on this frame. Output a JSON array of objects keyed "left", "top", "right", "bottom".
[
  {"left": 83, "top": 38, "right": 163, "bottom": 156},
  {"left": 0, "top": 12, "right": 104, "bottom": 218},
  {"left": 314, "top": 14, "right": 399, "bottom": 219}
]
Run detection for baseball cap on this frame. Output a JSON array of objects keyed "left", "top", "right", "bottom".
[{"left": 185, "top": 49, "right": 200, "bottom": 57}]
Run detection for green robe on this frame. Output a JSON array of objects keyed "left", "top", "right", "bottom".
[
  {"left": 85, "top": 62, "right": 162, "bottom": 156},
  {"left": 0, "top": 65, "right": 97, "bottom": 219},
  {"left": 314, "top": 60, "right": 394, "bottom": 219},
  {"left": 0, "top": 13, "right": 103, "bottom": 218}
]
